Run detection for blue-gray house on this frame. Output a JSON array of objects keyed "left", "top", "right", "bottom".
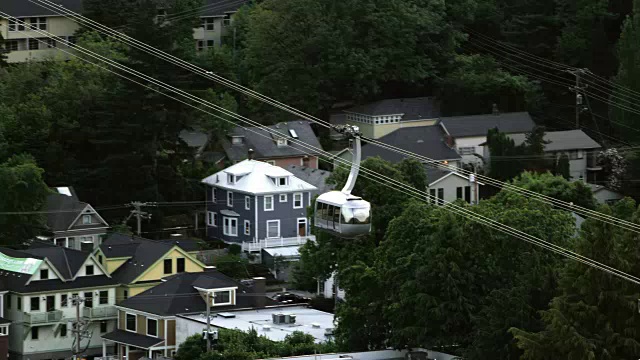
[{"left": 201, "top": 159, "right": 317, "bottom": 250}]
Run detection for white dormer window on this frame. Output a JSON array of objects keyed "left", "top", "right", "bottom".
[
  {"left": 277, "top": 138, "right": 288, "bottom": 147},
  {"left": 227, "top": 174, "right": 235, "bottom": 184},
  {"left": 278, "top": 177, "right": 288, "bottom": 186},
  {"left": 82, "top": 215, "right": 92, "bottom": 224},
  {"left": 212, "top": 289, "right": 234, "bottom": 306}
]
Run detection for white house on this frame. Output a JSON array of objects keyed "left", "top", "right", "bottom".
[
  {"left": 425, "top": 168, "right": 483, "bottom": 205},
  {"left": 0, "top": 244, "right": 117, "bottom": 360},
  {"left": 439, "top": 111, "right": 536, "bottom": 168},
  {"left": 588, "top": 184, "right": 624, "bottom": 205}
]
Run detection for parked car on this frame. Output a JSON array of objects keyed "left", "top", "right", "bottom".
[{"left": 271, "top": 292, "right": 311, "bottom": 304}]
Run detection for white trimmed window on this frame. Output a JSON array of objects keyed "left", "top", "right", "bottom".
[
  {"left": 207, "top": 211, "right": 218, "bottom": 227},
  {"left": 279, "top": 194, "right": 287, "bottom": 202},
  {"left": 223, "top": 217, "right": 238, "bottom": 236},
  {"left": 126, "top": 313, "right": 136, "bottom": 332},
  {"left": 227, "top": 191, "right": 233, "bottom": 207},
  {"left": 29, "top": 17, "right": 47, "bottom": 30},
  {"left": 266, "top": 220, "right": 280, "bottom": 238},
  {"left": 293, "top": 193, "right": 303, "bottom": 209},
  {"left": 82, "top": 215, "right": 92, "bottom": 224},
  {"left": 201, "top": 17, "right": 215, "bottom": 30},
  {"left": 244, "top": 220, "right": 250, "bottom": 235},
  {"left": 264, "top": 195, "right": 274, "bottom": 211},
  {"left": 147, "top": 318, "right": 158, "bottom": 337},
  {"left": 458, "top": 147, "right": 475, "bottom": 155},
  {"left": 245, "top": 196, "right": 251, "bottom": 210},
  {"left": 213, "top": 290, "right": 232, "bottom": 305},
  {"left": 211, "top": 187, "right": 216, "bottom": 203},
  {"left": 8, "top": 18, "right": 26, "bottom": 32},
  {"left": 227, "top": 173, "right": 235, "bottom": 184}
]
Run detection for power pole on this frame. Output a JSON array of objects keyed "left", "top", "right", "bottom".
[
  {"left": 568, "top": 68, "right": 588, "bottom": 129},
  {"left": 206, "top": 291, "right": 211, "bottom": 351},
  {"left": 128, "top": 202, "right": 153, "bottom": 235},
  {"left": 71, "top": 295, "right": 84, "bottom": 360}
]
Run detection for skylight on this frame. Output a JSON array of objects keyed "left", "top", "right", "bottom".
[{"left": 289, "top": 129, "right": 298, "bottom": 138}]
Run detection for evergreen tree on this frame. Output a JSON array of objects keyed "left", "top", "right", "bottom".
[
  {"left": 556, "top": 153, "right": 571, "bottom": 180},
  {"left": 511, "top": 199, "right": 640, "bottom": 360},
  {"left": 0, "top": 34, "right": 8, "bottom": 67},
  {"left": 611, "top": 0, "right": 640, "bottom": 144},
  {"left": 487, "top": 127, "right": 523, "bottom": 180}
]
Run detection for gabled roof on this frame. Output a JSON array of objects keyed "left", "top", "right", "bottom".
[
  {"left": 345, "top": 97, "right": 441, "bottom": 121},
  {"left": 507, "top": 130, "right": 601, "bottom": 151},
  {"left": 43, "top": 187, "right": 108, "bottom": 232},
  {"left": 24, "top": 242, "right": 89, "bottom": 280},
  {"left": 0, "top": 0, "right": 83, "bottom": 17},
  {"left": 222, "top": 121, "right": 324, "bottom": 162},
  {"left": 286, "top": 165, "right": 334, "bottom": 195},
  {"left": 119, "top": 271, "right": 275, "bottom": 316},
  {"left": 102, "top": 329, "right": 164, "bottom": 349},
  {"left": 179, "top": 129, "right": 209, "bottom": 154},
  {"left": 201, "top": 160, "right": 317, "bottom": 194},
  {"left": 0, "top": 247, "right": 116, "bottom": 293},
  {"left": 361, "top": 126, "right": 461, "bottom": 163},
  {"left": 440, "top": 112, "right": 535, "bottom": 138},
  {"left": 100, "top": 233, "right": 204, "bottom": 284}
]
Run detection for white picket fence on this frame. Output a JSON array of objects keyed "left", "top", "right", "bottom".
[{"left": 241, "top": 235, "right": 316, "bottom": 252}]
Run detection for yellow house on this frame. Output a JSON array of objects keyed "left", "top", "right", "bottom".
[
  {"left": 94, "top": 234, "right": 207, "bottom": 301},
  {"left": 343, "top": 97, "right": 441, "bottom": 139}
]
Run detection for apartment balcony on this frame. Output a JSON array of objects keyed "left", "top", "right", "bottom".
[
  {"left": 83, "top": 306, "right": 118, "bottom": 321},
  {"left": 241, "top": 235, "right": 315, "bottom": 253},
  {"left": 21, "top": 310, "right": 63, "bottom": 325}
]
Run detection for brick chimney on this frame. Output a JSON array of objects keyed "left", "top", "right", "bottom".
[{"left": 252, "top": 277, "right": 266, "bottom": 308}]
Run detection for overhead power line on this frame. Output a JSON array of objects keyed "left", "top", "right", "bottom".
[
  {"left": 22, "top": 0, "right": 640, "bottom": 239},
  {"left": 5, "top": 15, "right": 640, "bottom": 287}
]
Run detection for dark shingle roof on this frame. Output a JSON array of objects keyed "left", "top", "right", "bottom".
[
  {"left": 425, "top": 167, "right": 451, "bottom": 184},
  {"left": 0, "top": 0, "right": 83, "bottom": 17},
  {"left": 223, "top": 121, "right": 323, "bottom": 162},
  {"left": 25, "top": 242, "right": 90, "bottom": 280},
  {"left": 44, "top": 192, "right": 88, "bottom": 232},
  {"left": 361, "top": 126, "right": 461, "bottom": 163},
  {"left": 286, "top": 165, "right": 334, "bottom": 195},
  {"left": 119, "top": 271, "right": 273, "bottom": 316},
  {"left": 0, "top": 318, "right": 11, "bottom": 325},
  {"left": 439, "top": 112, "right": 535, "bottom": 138},
  {"left": 345, "top": 97, "right": 441, "bottom": 121},
  {"left": 102, "top": 330, "right": 164, "bottom": 349},
  {"left": 100, "top": 233, "right": 202, "bottom": 283},
  {"left": 507, "top": 130, "right": 601, "bottom": 151},
  {"left": 0, "top": 247, "right": 116, "bottom": 293}
]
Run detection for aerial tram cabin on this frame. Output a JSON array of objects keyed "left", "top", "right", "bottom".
[{"left": 314, "top": 125, "right": 371, "bottom": 238}]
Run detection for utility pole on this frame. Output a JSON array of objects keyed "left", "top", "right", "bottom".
[
  {"left": 128, "top": 202, "right": 153, "bottom": 235},
  {"left": 568, "top": 68, "right": 588, "bottom": 129},
  {"left": 206, "top": 291, "right": 211, "bottom": 351},
  {"left": 71, "top": 295, "right": 84, "bottom": 360}
]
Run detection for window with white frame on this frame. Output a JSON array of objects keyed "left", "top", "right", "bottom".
[
  {"left": 278, "top": 177, "right": 288, "bottom": 186},
  {"left": 43, "top": 38, "right": 56, "bottom": 48},
  {"left": 28, "top": 38, "right": 39, "bottom": 50},
  {"left": 293, "top": 193, "right": 303, "bottom": 208},
  {"left": 227, "top": 173, "right": 235, "bottom": 184},
  {"left": 227, "top": 191, "right": 233, "bottom": 207},
  {"left": 82, "top": 215, "right": 92, "bottom": 224},
  {"left": 8, "top": 18, "right": 26, "bottom": 32},
  {"left": 207, "top": 211, "right": 215, "bottom": 226},
  {"left": 201, "top": 17, "right": 215, "bottom": 30},
  {"left": 264, "top": 195, "right": 274, "bottom": 211},
  {"left": 458, "top": 147, "right": 475, "bottom": 155},
  {"left": 266, "top": 220, "right": 280, "bottom": 238},
  {"left": 29, "top": 17, "right": 47, "bottom": 30},
  {"left": 279, "top": 194, "right": 287, "bottom": 202},
  {"left": 245, "top": 196, "right": 251, "bottom": 210},
  {"left": 147, "top": 318, "right": 158, "bottom": 337},
  {"left": 211, "top": 187, "right": 217, "bottom": 203},
  {"left": 6, "top": 40, "right": 19, "bottom": 51},
  {"left": 213, "top": 290, "right": 232, "bottom": 305},
  {"left": 126, "top": 313, "right": 136, "bottom": 332},
  {"left": 244, "top": 220, "right": 250, "bottom": 235},
  {"left": 223, "top": 217, "right": 238, "bottom": 236}
]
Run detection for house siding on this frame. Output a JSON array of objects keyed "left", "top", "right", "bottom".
[
  {"left": 206, "top": 186, "right": 255, "bottom": 243},
  {"left": 428, "top": 175, "right": 477, "bottom": 205},
  {"left": 135, "top": 248, "right": 205, "bottom": 282},
  {"left": 257, "top": 192, "right": 310, "bottom": 240}
]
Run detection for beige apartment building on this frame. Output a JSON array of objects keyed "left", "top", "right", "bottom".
[{"left": 0, "top": 0, "right": 247, "bottom": 63}]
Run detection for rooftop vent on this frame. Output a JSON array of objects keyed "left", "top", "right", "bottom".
[
  {"left": 311, "top": 323, "right": 321, "bottom": 328},
  {"left": 218, "top": 312, "right": 236, "bottom": 318},
  {"left": 272, "top": 313, "right": 296, "bottom": 325},
  {"left": 263, "top": 325, "right": 271, "bottom": 331}
]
